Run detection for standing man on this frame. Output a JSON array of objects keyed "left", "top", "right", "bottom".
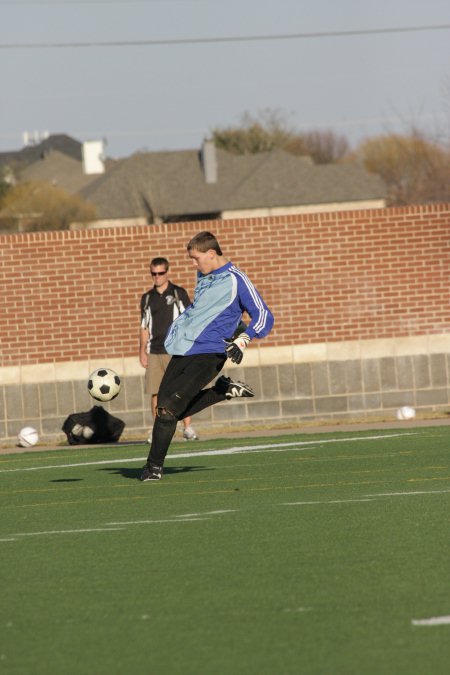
[
  {"left": 140, "top": 231, "right": 274, "bottom": 482},
  {"left": 140, "top": 256, "right": 198, "bottom": 442}
]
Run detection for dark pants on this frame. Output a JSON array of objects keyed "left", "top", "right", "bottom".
[{"left": 147, "top": 353, "right": 227, "bottom": 467}]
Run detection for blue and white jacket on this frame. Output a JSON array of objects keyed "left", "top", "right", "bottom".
[{"left": 164, "top": 262, "right": 274, "bottom": 355}]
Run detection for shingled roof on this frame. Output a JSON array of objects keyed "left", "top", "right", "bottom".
[
  {"left": 20, "top": 150, "right": 99, "bottom": 194},
  {"left": 0, "top": 134, "right": 83, "bottom": 171},
  {"left": 79, "top": 147, "right": 386, "bottom": 221}
]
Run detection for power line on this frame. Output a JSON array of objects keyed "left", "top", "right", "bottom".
[
  {"left": 1, "top": 23, "right": 450, "bottom": 49},
  {"left": 0, "top": 0, "right": 186, "bottom": 4}
]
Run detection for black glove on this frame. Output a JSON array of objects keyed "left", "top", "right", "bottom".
[{"left": 224, "top": 333, "right": 250, "bottom": 364}]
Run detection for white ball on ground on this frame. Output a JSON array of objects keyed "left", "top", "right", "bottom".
[
  {"left": 71, "top": 424, "right": 84, "bottom": 436},
  {"left": 396, "top": 406, "right": 416, "bottom": 421},
  {"left": 17, "top": 426, "right": 39, "bottom": 447},
  {"left": 82, "top": 426, "right": 94, "bottom": 440}
]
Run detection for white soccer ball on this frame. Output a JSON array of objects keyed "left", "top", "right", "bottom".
[
  {"left": 87, "top": 367, "right": 121, "bottom": 402},
  {"left": 396, "top": 406, "right": 416, "bottom": 421},
  {"left": 18, "top": 426, "right": 39, "bottom": 447},
  {"left": 82, "top": 426, "right": 94, "bottom": 440}
]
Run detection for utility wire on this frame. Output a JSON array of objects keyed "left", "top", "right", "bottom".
[
  {"left": 0, "top": 0, "right": 187, "bottom": 4},
  {"left": 1, "top": 23, "right": 450, "bottom": 49}
]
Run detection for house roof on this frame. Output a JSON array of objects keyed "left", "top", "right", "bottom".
[
  {"left": 2, "top": 135, "right": 386, "bottom": 220},
  {"left": 0, "top": 134, "right": 83, "bottom": 170},
  {"left": 80, "top": 147, "right": 386, "bottom": 220},
  {"left": 20, "top": 150, "right": 99, "bottom": 194}
]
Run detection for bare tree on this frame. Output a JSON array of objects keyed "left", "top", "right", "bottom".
[
  {"left": 211, "top": 109, "right": 293, "bottom": 155},
  {"left": 0, "top": 181, "right": 97, "bottom": 232},
  {"left": 0, "top": 166, "right": 13, "bottom": 203},
  {"left": 295, "top": 129, "right": 349, "bottom": 164},
  {"left": 354, "top": 130, "right": 450, "bottom": 205},
  {"left": 211, "top": 110, "right": 349, "bottom": 163}
]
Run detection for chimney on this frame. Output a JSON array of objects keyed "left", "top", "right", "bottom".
[
  {"left": 82, "top": 139, "right": 106, "bottom": 175},
  {"left": 201, "top": 139, "right": 218, "bottom": 184}
]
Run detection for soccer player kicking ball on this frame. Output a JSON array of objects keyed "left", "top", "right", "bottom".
[{"left": 140, "top": 230, "right": 274, "bottom": 482}]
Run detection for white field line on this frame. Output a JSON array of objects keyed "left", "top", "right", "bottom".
[
  {"left": 283, "top": 487, "right": 450, "bottom": 506},
  {"left": 106, "top": 510, "right": 237, "bottom": 526},
  {"left": 412, "top": 616, "right": 450, "bottom": 626},
  {"left": 106, "top": 518, "right": 207, "bottom": 525},
  {"left": 366, "top": 488, "right": 450, "bottom": 497},
  {"left": 15, "top": 527, "right": 124, "bottom": 538},
  {"left": 284, "top": 498, "right": 376, "bottom": 505},
  {"left": 0, "top": 433, "right": 415, "bottom": 474},
  {"left": 1, "top": 509, "right": 235, "bottom": 541},
  {"left": 175, "top": 509, "right": 237, "bottom": 517},
  {"left": 1, "top": 521, "right": 205, "bottom": 542}
]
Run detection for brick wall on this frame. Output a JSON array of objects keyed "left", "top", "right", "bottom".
[{"left": 1, "top": 203, "right": 449, "bottom": 368}]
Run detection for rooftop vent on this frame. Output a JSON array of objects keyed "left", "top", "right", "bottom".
[
  {"left": 201, "top": 139, "right": 217, "bottom": 184},
  {"left": 23, "top": 130, "right": 49, "bottom": 147}
]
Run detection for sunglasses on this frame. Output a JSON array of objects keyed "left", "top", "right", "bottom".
[{"left": 151, "top": 271, "right": 167, "bottom": 277}]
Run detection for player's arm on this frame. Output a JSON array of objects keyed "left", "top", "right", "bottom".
[
  {"left": 139, "top": 327, "right": 148, "bottom": 368},
  {"left": 139, "top": 293, "right": 150, "bottom": 368},
  {"left": 225, "top": 272, "right": 274, "bottom": 363},
  {"left": 236, "top": 272, "right": 274, "bottom": 340}
]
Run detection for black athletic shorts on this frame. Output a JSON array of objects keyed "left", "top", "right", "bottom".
[{"left": 157, "top": 353, "right": 226, "bottom": 418}]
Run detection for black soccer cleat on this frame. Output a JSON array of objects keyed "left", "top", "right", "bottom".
[
  {"left": 140, "top": 463, "right": 163, "bottom": 481},
  {"left": 215, "top": 375, "right": 255, "bottom": 400}
]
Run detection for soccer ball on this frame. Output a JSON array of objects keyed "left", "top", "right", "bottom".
[
  {"left": 18, "top": 426, "right": 39, "bottom": 447},
  {"left": 87, "top": 368, "right": 121, "bottom": 402},
  {"left": 396, "top": 406, "right": 416, "bottom": 421}
]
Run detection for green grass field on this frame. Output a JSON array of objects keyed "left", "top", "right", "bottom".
[{"left": 1, "top": 425, "right": 450, "bottom": 675}]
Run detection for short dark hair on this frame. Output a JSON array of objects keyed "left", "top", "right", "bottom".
[
  {"left": 150, "top": 257, "right": 169, "bottom": 270},
  {"left": 187, "top": 231, "right": 222, "bottom": 255}
]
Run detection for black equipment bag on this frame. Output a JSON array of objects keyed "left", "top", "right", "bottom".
[{"left": 62, "top": 406, "right": 125, "bottom": 445}]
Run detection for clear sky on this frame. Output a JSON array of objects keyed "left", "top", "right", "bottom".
[{"left": 0, "top": 0, "right": 449, "bottom": 159}]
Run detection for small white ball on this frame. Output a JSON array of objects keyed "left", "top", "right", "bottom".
[
  {"left": 71, "top": 424, "right": 84, "bottom": 436},
  {"left": 82, "top": 426, "right": 94, "bottom": 440},
  {"left": 396, "top": 406, "right": 416, "bottom": 421},
  {"left": 17, "top": 426, "right": 39, "bottom": 447}
]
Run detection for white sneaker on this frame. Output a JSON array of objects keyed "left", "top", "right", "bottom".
[{"left": 183, "top": 426, "right": 199, "bottom": 441}]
